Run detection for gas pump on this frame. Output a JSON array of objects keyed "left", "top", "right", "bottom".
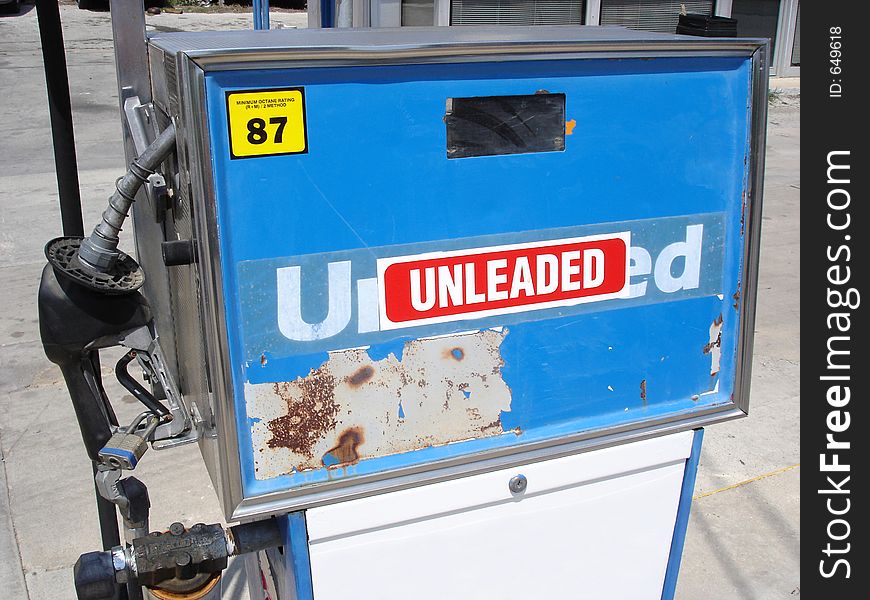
[{"left": 35, "top": 3, "right": 768, "bottom": 599}]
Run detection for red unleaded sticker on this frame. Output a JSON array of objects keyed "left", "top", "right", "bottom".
[{"left": 377, "top": 232, "right": 631, "bottom": 329}]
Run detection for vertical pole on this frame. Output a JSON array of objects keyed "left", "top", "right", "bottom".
[
  {"left": 108, "top": 0, "right": 182, "bottom": 384},
  {"left": 100, "top": 2, "right": 151, "bottom": 568},
  {"left": 660, "top": 428, "right": 705, "bottom": 600},
  {"left": 321, "top": 0, "right": 335, "bottom": 27},
  {"left": 34, "top": 0, "right": 84, "bottom": 238},
  {"left": 585, "top": 0, "right": 602, "bottom": 26},
  {"left": 253, "top": 0, "right": 271, "bottom": 30}
]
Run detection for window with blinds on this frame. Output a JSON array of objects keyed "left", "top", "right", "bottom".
[
  {"left": 600, "top": 0, "right": 713, "bottom": 34},
  {"left": 450, "top": 0, "right": 586, "bottom": 26}
]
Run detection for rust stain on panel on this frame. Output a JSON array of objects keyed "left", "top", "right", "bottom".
[
  {"left": 248, "top": 329, "right": 513, "bottom": 479},
  {"left": 266, "top": 368, "right": 339, "bottom": 458},
  {"left": 346, "top": 365, "right": 375, "bottom": 388},
  {"left": 323, "top": 427, "right": 365, "bottom": 466},
  {"left": 481, "top": 417, "right": 501, "bottom": 433},
  {"left": 444, "top": 346, "right": 465, "bottom": 361}
]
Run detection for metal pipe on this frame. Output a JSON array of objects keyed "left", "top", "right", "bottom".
[
  {"left": 92, "top": 463, "right": 122, "bottom": 551},
  {"left": 34, "top": 0, "right": 84, "bottom": 238},
  {"left": 77, "top": 125, "right": 177, "bottom": 274},
  {"left": 253, "top": 0, "right": 270, "bottom": 30}
]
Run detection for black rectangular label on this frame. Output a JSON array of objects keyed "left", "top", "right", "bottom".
[{"left": 445, "top": 93, "right": 566, "bottom": 159}]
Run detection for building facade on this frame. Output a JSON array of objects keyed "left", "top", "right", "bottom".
[{"left": 313, "top": 0, "right": 800, "bottom": 76}]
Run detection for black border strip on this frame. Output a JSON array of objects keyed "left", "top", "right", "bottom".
[{"left": 803, "top": 2, "right": 868, "bottom": 596}]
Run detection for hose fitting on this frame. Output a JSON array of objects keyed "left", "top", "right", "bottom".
[{"left": 77, "top": 125, "right": 177, "bottom": 275}]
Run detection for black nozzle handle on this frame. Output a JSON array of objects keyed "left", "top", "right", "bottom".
[
  {"left": 38, "top": 264, "right": 152, "bottom": 461},
  {"left": 56, "top": 354, "right": 114, "bottom": 462}
]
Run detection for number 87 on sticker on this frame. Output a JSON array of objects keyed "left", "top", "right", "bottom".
[{"left": 226, "top": 88, "right": 308, "bottom": 159}]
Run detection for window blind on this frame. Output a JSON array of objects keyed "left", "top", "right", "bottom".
[
  {"left": 450, "top": 0, "right": 586, "bottom": 26},
  {"left": 600, "top": 0, "right": 713, "bottom": 34}
]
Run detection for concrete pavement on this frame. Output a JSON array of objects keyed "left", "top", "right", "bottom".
[
  {"left": 675, "top": 96, "right": 801, "bottom": 599},
  {"left": 1, "top": 4, "right": 800, "bottom": 598}
]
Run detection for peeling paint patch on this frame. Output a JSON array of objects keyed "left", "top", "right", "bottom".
[
  {"left": 640, "top": 379, "right": 647, "bottom": 404},
  {"left": 247, "top": 329, "right": 513, "bottom": 479},
  {"left": 565, "top": 119, "right": 577, "bottom": 135},
  {"left": 703, "top": 314, "right": 724, "bottom": 376},
  {"left": 702, "top": 380, "right": 720, "bottom": 396}
]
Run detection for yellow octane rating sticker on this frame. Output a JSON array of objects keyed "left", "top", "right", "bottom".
[{"left": 226, "top": 88, "right": 307, "bottom": 159}]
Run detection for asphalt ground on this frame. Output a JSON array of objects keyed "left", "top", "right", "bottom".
[{"left": 1, "top": 4, "right": 800, "bottom": 598}]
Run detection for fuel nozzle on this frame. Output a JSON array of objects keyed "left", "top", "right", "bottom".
[{"left": 45, "top": 124, "right": 177, "bottom": 296}]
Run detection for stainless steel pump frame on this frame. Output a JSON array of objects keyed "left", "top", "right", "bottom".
[{"left": 137, "top": 27, "right": 768, "bottom": 521}]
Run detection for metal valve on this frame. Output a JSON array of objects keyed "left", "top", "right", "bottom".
[
  {"left": 73, "top": 518, "right": 282, "bottom": 600},
  {"left": 98, "top": 412, "right": 160, "bottom": 470}
]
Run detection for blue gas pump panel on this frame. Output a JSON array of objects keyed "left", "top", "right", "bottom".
[{"left": 198, "top": 35, "right": 764, "bottom": 503}]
